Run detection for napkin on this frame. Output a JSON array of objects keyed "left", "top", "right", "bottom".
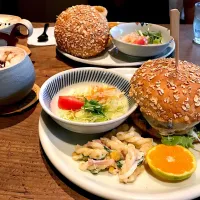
[{"left": 27, "top": 27, "right": 56, "bottom": 46}]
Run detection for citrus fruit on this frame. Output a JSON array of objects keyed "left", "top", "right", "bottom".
[{"left": 146, "top": 144, "right": 196, "bottom": 181}]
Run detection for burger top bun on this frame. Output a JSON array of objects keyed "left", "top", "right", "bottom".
[
  {"left": 54, "top": 5, "right": 109, "bottom": 58},
  {"left": 129, "top": 58, "right": 200, "bottom": 135}
]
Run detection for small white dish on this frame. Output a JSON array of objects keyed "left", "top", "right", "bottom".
[
  {"left": 39, "top": 67, "right": 200, "bottom": 200},
  {"left": 39, "top": 67, "right": 137, "bottom": 134},
  {"left": 27, "top": 27, "right": 56, "bottom": 46},
  {"left": 110, "top": 23, "right": 173, "bottom": 57},
  {"left": 57, "top": 39, "right": 175, "bottom": 67}
]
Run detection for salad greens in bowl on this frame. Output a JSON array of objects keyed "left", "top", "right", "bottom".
[
  {"left": 39, "top": 67, "right": 138, "bottom": 134},
  {"left": 110, "top": 22, "right": 173, "bottom": 57}
]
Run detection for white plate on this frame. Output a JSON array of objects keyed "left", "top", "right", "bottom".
[
  {"left": 39, "top": 68, "right": 200, "bottom": 200},
  {"left": 57, "top": 40, "right": 175, "bottom": 67}
]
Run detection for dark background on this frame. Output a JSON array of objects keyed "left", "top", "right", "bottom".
[
  {"left": 0, "top": 0, "right": 176, "bottom": 23},
  {"left": 0, "top": 0, "right": 198, "bottom": 23},
  {"left": 88, "top": 0, "right": 170, "bottom": 23}
]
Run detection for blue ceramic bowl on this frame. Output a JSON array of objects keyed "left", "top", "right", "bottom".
[
  {"left": 39, "top": 67, "right": 138, "bottom": 134},
  {"left": 0, "top": 46, "right": 35, "bottom": 105}
]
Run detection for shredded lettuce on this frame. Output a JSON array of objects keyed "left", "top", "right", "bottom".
[
  {"left": 58, "top": 85, "right": 129, "bottom": 123},
  {"left": 161, "top": 131, "right": 200, "bottom": 148},
  {"left": 161, "top": 135, "right": 194, "bottom": 148}
]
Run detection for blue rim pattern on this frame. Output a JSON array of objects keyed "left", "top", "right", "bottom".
[{"left": 42, "top": 69, "right": 134, "bottom": 110}]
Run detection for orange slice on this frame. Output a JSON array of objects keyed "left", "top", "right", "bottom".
[{"left": 146, "top": 144, "right": 196, "bottom": 181}]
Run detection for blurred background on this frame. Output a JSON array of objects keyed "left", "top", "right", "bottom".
[{"left": 0, "top": 0, "right": 198, "bottom": 23}]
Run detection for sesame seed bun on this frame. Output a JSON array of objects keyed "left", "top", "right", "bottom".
[
  {"left": 54, "top": 5, "right": 109, "bottom": 58},
  {"left": 129, "top": 58, "right": 200, "bottom": 135}
]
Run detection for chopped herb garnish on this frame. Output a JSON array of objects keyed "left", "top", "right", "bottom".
[
  {"left": 89, "top": 169, "right": 100, "bottom": 174},
  {"left": 104, "top": 146, "right": 111, "bottom": 153},
  {"left": 137, "top": 156, "right": 144, "bottom": 166},
  {"left": 116, "top": 160, "right": 123, "bottom": 168},
  {"left": 83, "top": 98, "right": 105, "bottom": 116},
  {"left": 93, "top": 155, "right": 107, "bottom": 160},
  {"left": 82, "top": 155, "right": 89, "bottom": 161}
]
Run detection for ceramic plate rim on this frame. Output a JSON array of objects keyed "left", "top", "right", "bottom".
[
  {"left": 56, "top": 40, "right": 175, "bottom": 67},
  {"left": 39, "top": 112, "right": 200, "bottom": 200},
  {"left": 39, "top": 68, "right": 200, "bottom": 200}
]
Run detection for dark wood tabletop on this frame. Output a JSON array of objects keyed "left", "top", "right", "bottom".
[{"left": 0, "top": 23, "right": 200, "bottom": 200}]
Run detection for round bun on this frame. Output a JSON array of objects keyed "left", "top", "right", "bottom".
[
  {"left": 54, "top": 5, "right": 109, "bottom": 58},
  {"left": 93, "top": 6, "right": 108, "bottom": 17},
  {"left": 129, "top": 58, "right": 200, "bottom": 135}
]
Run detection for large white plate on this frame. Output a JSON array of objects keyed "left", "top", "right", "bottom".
[
  {"left": 57, "top": 40, "right": 175, "bottom": 67},
  {"left": 39, "top": 68, "right": 200, "bottom": 200}
]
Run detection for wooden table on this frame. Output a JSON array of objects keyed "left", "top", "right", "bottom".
[{"left": 0, "top": 23, "right": 200, "bottom": 200}]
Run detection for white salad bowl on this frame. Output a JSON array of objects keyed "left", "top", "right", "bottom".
[
  {"left": 39, "top": 67, "right": 138, "bottom": 134},
  {"left": 110, "top": 22, "right": 173, "bottom": 57}
]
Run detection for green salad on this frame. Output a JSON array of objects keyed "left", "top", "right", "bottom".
[
  {"left": 57, "top": 84, "right": 129, "bottom": 123},
  {"left": 138, "top": 30, "right": 162, "bottom": 44}
]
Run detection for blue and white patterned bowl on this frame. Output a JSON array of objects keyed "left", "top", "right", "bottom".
[{"left": 39, "top": 67, "right": 138, "bottom": 134}]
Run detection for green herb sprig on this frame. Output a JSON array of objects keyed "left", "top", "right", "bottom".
[
  {"left": 116, "top": 160, "right": 123, "bottom": 168},
  {"left": 161, "top": 135, "right": 194, "bottom": 149},
  {"left": 137, "top": 156, "right": 144, "bottom": 166},
  {"left": 104, "top": 146, "right": 111, "bottom": 153},
  {"left": 83, "top": 98, "right": 105, "bottom": 116},
  {"left": 142, "top": 30, "right": 162, "bottom": 44}
]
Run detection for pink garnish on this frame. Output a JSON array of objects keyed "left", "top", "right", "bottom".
[{"left": 88, "top": 159, "right": 115, "bottom": 166}]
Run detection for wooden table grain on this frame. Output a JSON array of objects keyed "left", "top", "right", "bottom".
[{"left": 0, "top": 23, "right": 200, "bottom": 200}]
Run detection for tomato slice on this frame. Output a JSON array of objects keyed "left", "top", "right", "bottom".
[
  {"left": 58, "top": 96, "right": 84, "bottom": 110},
  {"left": 134, "top": 37, "right": 148, "bottom": 45}
]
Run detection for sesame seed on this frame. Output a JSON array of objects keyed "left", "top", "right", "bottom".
[
  {"left": 194, "top": 95, "right": 199, "bottom": 103},
  {"left": 164, "top": 97, "right": 170, "bottom": 103},
  {"left": 174, "top": 114, "right": 178, "bottom": 118},
  {"left": 195, "top": 101, "right": 200, "bottom": 107},
  {"left": 157, "top": 88, "right": 164, "bottom": 95},
  {"left": 173, "top": 94, "right": 179, "bottom": 101},
  {"left": 182, "top": 105, "right": 187, "bottom": 111},
  {"left": 184, "top": 116, "right": 189, "bottom": 121},
  {"left": 185, "top": 103, "right": 190, "bottom": 109}
]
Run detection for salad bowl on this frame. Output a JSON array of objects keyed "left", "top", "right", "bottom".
[
  {"left": 110, "top": 23, "right": 173, "bottom": 57},
  {"left": 39, "top": 67, "right": 138, "bottom": 134}
]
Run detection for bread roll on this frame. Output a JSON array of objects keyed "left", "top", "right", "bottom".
[{"left": 55, "top": 5, "right": 109, "bottom": 58}]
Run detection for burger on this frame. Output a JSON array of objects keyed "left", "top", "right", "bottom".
[{"left": 129, "top": 58, "right": 200, "bottom": 145}]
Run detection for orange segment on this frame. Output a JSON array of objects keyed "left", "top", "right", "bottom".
[{"left": 146, "top": 144, "right": 196, "bottom": 181}]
